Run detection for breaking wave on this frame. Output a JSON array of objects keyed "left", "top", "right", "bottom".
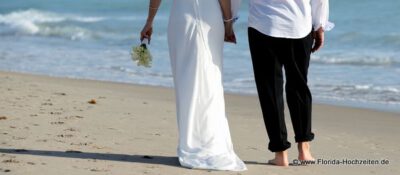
[{"left": 0, "top": 9, "right": 105, "bottom": 40}]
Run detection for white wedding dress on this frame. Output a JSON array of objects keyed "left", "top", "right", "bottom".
[{"left": 167, "top": 0, "right": 246, "bottom": 171}]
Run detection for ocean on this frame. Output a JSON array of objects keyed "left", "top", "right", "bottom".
[{"left": 1, "top": 0, "right": 399, "bottom": 112}]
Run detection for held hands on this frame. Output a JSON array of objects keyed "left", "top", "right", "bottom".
[
  {"left": 311, "top": 27, "right": 324, "bottom": 53},
  {"left": 140, "top": 21, "right": 153, "bottom": 44},
  {"left": 224, "top": 21, "right": 237, "bottom": 44}
]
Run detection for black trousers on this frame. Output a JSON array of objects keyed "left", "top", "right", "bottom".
[{"left": 248, "top": 27, "right": 315, "bottom": 152}]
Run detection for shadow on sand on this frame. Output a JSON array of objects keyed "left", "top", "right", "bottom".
[
  {"left": 0, "top": 148, "right": 180, "bottom": 167},
  {"left": 0, "top": 148, "right": 277, "bottom": 168}
]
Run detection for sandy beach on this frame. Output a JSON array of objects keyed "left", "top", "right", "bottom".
[{"left": 0, "top": 71, "right": 399, "bottom": 175}]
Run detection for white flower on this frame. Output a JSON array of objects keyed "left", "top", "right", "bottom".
[{"left": 131, "top": 39, "right": 152, "bottom": 68}]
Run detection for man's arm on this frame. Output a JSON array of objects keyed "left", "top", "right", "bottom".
[
  {"left": 310, "top": 0, "right": 333, "bottom": 52},
  {"left": 312, "top": 27, "right": 324, "bottom": 53}
]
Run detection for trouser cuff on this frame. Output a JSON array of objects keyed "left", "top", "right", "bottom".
[
  {"left": 268, "top": 141, "right": 291, "bottom": 152},
  {"left": 295, "top": 133, "right": 315, "bottom": 143}
]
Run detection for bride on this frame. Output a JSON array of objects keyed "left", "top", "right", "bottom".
[{"left": 140, "top": 0, "right": 246, "bottom": 171}]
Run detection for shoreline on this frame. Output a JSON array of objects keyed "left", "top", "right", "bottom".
[
  {"left": 1, "top": 70, "right": 399, "bottom": 174},
  {"left": 2, "top": 70, "right": 399, "bottom": 114}
]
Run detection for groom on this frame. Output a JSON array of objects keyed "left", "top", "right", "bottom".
[{"left": 248, "top": 0, "right": 332, "bottom": 166}]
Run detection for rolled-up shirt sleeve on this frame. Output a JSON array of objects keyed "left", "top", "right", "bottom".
[
  {"left": 311, "top": 0, "right": 334, "bottom": 31},
  {"left": 231, "top": 0, "right": 242, "bottom": 22}
]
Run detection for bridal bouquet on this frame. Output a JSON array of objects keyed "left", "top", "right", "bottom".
[{"left": 131, "top": 38, "right": 152, "bottom": 68}]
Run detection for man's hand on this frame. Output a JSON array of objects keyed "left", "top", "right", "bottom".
[{"left": 312, "top": 27, "right": 324, "bottom": 53}]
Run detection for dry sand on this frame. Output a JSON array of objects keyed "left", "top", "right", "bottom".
[{"left": 0, "top": 71, "right": 399, "bottom": 175}]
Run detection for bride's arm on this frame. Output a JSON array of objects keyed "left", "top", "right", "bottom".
[
  {"left": 140, "top": 0, "right": 162, "bottom": 43},
  {"left": 219, "top": 0, "right": 233, "bottom": 21},
  {"left": 219, "top": 0, "right": 236, "bottom": 43}
]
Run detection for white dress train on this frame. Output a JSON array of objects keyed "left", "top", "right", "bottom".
[{"left": 167, "top": 0, "right": 246, "bottom": 171}]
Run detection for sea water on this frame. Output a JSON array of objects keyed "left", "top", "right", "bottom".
[{"left": 1, "top": 0, "right": 399, "bottom": 112}]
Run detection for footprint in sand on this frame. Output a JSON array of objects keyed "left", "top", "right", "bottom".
[
  {"left": 27, "top": 162, "right": 35, "bottom": 165},
  {"left": 91, "top": 145, "right": 108, "bottom": 150},
  {"left": 41, "top": 102, "right": 53, "bottom": 106},
  {"left": 70, "top": 142, "right": 92, "bottom": 146},
  {"left": 63, "top": 116, "right": 84, "bottom": 120},
  {"left": 50, "top": 111, "right": 62, "bottom": 115},
  {"left": 58, "top": 107, "right": 66, "bottom": 111},
  {"left": 0, "top": 168, "right": 11, "bottom": 173},
  {"left": 50, "top": 121, "right": 65, "bottom": 125},
  {"left": 57, "top": 134, "right": 74, "bottom": 138},
  {"left": 89, "top": 168, "right": 109, "bottom": 172},
  {"left": 53, "top": 92, "right": 67, "bottom": 96},
  {"left": 27, "top": 94, "right": 38, "bottom": 98},
  {"left": 54, "top": 139, "right": 66, "bottom": 143},
  {"left": 64, "top": 128, "right": 79, "bottom": 132},
  {"left": 247, "top": 146, "right": 259, "bottom": 151},
  {"left": 12, "top": 136, "right": 26, "bottom": 140},
  {"left": 2, "top": 159, "right": 19, "bottom": 164}
]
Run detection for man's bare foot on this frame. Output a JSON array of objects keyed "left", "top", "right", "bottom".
[
  {"left": 298, "top": 142, "right": 315, "bottom": 162},
  {"left": 268, "top": 151, "right": 289, "bottom": 166}
]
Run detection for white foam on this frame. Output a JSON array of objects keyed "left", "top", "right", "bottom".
[
  {"left": 311, "top": 54, "right": 398, "bottom": 66},
  {"left": 311, "top": 83, "right": 400, "bottom": 104},
  {"left": 0, "top": 9, "right": 104, "bottom": 37},
  {"left": 355, "top": 85, "right": 372, "bottom": 90},
  {"left": 372, "top": 86, "right": 400, "bottom": 93}
]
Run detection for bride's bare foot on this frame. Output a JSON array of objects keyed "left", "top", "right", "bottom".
[
  {"left": 268, "top": 151, "right": 289, "bottom": 167},
  {"left": 298, "top": 142, "right": 315, "bottom": 162}
]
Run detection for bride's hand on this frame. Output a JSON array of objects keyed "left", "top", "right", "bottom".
[
  {"left": 140, "top": 22, "right": 153, "bottom": 44},
  {"left": 224, "top": 21, "right": 237, "bottom": 44}
]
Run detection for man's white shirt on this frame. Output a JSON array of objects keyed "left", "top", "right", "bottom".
[{"left": 248, "top": 0, "right": 333, "bottom": 39}]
